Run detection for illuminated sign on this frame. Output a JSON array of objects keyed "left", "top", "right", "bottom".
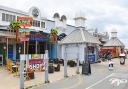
[
  {"left": 29, "top": 32, "right": 49, "bottom": 41},
  {"left": 18, "top": 16, "right": 33, "bottom": 27},
  {"left": 20, "top": 38, "right": 29, "bottom": 42},
  {"left": 19, "top": 28, "right": 34, "bottom": 32},
  {"left": 29, "top": 59, "right": 45, "bottom": 71}
]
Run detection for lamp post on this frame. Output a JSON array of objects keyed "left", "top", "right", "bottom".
[
  {"left": 53, "top": 13, "right": 68, "bottom": 78},
  {"left": 44, "top": 42, "right": 49, "bottom": 83}
]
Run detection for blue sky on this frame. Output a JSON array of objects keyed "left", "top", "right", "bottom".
[{"left": 0, "top": 0, "right": 128, "bottom": 47}]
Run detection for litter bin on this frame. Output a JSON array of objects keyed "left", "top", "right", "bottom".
[
  {"left": 119, "top": 53, "right": 125, "bottom": 65},
  {"left": 82, "top": 60, "right": 91, "bottom": 75}
]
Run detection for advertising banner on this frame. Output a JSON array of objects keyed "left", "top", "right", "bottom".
[
  {"left": 32, "top": 54, "right": 41, "bottom": 59},
  {"left": 20, "top": 38, "right": 29, "bottom": 42},
  {"left": 29, "top": 59, "right": 45, "bottom": 71}
]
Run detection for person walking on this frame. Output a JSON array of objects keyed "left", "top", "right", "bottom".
[
  {"left": 107, "top": 51, "right": 114, "bottom": 70},
  {"left": 108, "top": 58, "right": 114, "bottom": 70}
]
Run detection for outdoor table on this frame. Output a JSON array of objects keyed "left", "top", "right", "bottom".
[
  {"left": 24, "top": 71, "right": 35, "bottom": 80},
  {"left": 12, "top": 65, "right": 18, "bottom": 73}
]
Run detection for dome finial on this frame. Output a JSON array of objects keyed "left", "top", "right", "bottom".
[{"left": 53, "top": 13, "right": 60, "bottom": 18}]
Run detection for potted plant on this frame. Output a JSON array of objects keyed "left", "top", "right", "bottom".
[{"left": 50, "top": 27, "right": 58, "bottom": 43}]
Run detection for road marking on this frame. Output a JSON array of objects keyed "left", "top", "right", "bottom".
[
  {"left": 85, "top": 73, "right": 114, "bottom": 89},
  {"left": 62, "top": 75, "right": 83, "bottom": 89},
  {"left": 109, "top": 78, "right": 127, "bottom": 86}
]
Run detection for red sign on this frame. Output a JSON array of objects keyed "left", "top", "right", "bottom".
[
  {"left": 20, "top": 38, "right": 29, "bottom": 42},
  {"left": 29, "top": 59, "right": 44, "bottom": 64},
  {"left": 29, "top": 59, "right": 45, "bottom": 71}
]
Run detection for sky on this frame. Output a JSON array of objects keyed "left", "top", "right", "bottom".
[{"left": 0, "top": 0, "right": 128, "bottom": 47}]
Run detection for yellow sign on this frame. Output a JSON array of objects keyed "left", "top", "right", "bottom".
[{"left": 32, "top": 54, "right": 41, "bottom": 59}]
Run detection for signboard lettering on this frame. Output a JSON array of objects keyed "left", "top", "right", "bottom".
[
  {"left": 29, "top": 32, "right": 49, "bottom": 41},
  {"left": 18, "top": 16, "right": 33, "bottom": 27},
  {"left": 29, "top": 59, "right": 45, "bottom": 71},
  {"left": 20, "top": 38, "right": 29, "bottom": 42}
]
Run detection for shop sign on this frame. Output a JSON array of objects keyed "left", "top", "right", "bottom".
[
  {"left": 88, "top": 54, "right": 95, "bottom": 62},
  {"left": 29, "top": 59, "right": 45, "bottom": 71},
  {"left": 19, "top": 28, "right": 34, "bottom": 32},
  {"left": 32, "top": 54, "right": 41, "bottom": 59},
  {"left": 29, "top": 32, "right": 49, "bottom": 41},
  {"left": 18, "top": 16, "right": 33, "bottom": 27},
  {"left": 20, "top": 38, "right": 29, "bottom": 42}
]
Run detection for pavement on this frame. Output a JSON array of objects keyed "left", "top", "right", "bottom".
[
  {"left": 0, "top": 58, "right": 128, "bottom": 89},
  {"left": 0, "top": 63, "right": 77, "bottom": 89},
  {"left": 35, "top": 58, "right": 128, "bottom": 89}
]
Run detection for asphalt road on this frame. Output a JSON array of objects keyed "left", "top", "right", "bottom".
[{"left": 35, "top": 59, "right": 128, "bottom": 89}]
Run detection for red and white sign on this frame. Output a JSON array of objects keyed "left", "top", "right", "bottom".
[
  {"left": 20, "top": 38, "right": 29, "bottom": 42},
  {"left": 29, "top": 59, "right": 45, "bottom": 71}
]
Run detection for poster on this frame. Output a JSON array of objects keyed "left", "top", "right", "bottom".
[
  {"left": 32, "top": 54, "right": 41, "bottom": 59},
  {"left": 29, "top": 59, "right": 45, "bottom": 71}
]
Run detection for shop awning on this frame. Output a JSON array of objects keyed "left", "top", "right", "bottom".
[
  {"left": 60, "top": 28, "right": 101, "bottom": 44},
  {"left": 0, "top": 31, "right": 15, "bottom": 38}
]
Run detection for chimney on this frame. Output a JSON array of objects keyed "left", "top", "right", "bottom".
[
  {"left": 53, "top": 13, "right": 60, "bottom": 27},
  {"left": 74, "top": 11, "right": 86, "bottom": 28},
  {"left": 111, "top": 29, "right": 117, "bottom": 38},
  {"left": 61, "top": 15, "right": 67, "bottom": 29}
]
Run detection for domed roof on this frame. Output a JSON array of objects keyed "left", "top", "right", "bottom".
[
  {"left": 53, "top": 13, "right": 60, "bottom": 18},
  {"left": 61, "top": 15, "right": 67, "bottom": 21}
]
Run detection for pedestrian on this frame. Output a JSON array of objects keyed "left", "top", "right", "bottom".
[
  {"left": 107, "top": 52, "right": 114, "bottom": 70},
  {"left": 108, "top": 58, "right": 114, "bottom": 70}
]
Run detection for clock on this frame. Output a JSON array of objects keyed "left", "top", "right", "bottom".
[{"left": 32, "top": 8, "right": 39, "bottom": 17}]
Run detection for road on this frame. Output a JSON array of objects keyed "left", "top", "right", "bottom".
[{"left": 35, "top": 58, "right": 128, "bottom": 89}]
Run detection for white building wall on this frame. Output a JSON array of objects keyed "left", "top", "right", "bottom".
[
  {"left": 45, "top": 20, "right": 55, "bottom": 33},
  {"left": 0, "top": 9, "right": 28, "bottom": 26},
  {"left": 57, "top": 45, "right": 62, "bottom": 59},
  {"left": 65, "top": 44, "right": 78, "bottom": 60},
  {"left": 61, "top": 45, "right": 65, "bottom": 59},
  {"left": 61, "top": 43, "right": 87, "bottom": 62},
  {"left": 0, "top": 8, "right": 46, "bottom": 32},
  {"left": 65, "top": 25, "right": 75, "bottom": 35},
  {"left": 79, "top": 43, "right": 86, "bottom": 62}
]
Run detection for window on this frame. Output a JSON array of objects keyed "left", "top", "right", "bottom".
[
  {"left": 37, "top": 21, "right": 40, "bottom": 27},
  {"left": 2, "top": 13, "right": 16, "bottom": 22},
  {"left": 9, "top": 15, "right": 12, "bottom": 22},
  {"left": 41, "top": 22, "right": 45, "bottom": 28},
  {"left": 6, "top": 14, "right": 9, "bottom": 21},
  {"left": 2, "top": 13, "right": 5, "bottom": 21},
  {"left": 33, "top": 20, "right": 36, "bottom": 26},
  {"left": 12, "top": 15, "right": 15, "bottom": 21},
  {"left": 31, "top": 20, "right": 40, "bottom": 27},
  {"left": 35, "top": 20, "right": 38, "bottom": 27}
]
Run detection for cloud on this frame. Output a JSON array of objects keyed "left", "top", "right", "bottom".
[{"left": 0, "top": 0, "right": 128, "bottom": 47}]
